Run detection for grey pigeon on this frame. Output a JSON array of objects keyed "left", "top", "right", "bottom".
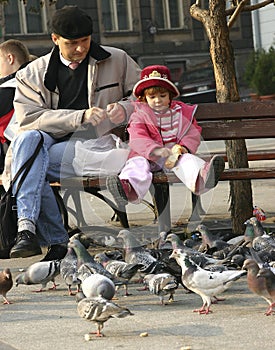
[
  {"left": 60, "top": 246, "right": 81, "bottom": 295},
  {"left": 94, "top": 252, "right": 142, "bottom": 296},
  {"left": 69, "top": 232, "right": 93, "bottom": 248},
  {"left": 80, "top": 272, "right": 116, "bottom": 300},
  {"left": 15, "top": 260, "right": 60, "bottom": 292},
  {"left": 117, "top": 229, "right": 166, "bottom": 274},
  {"left": 0, "top": 268, "right": 13, "bottom": 304},
  {"left": 170, "top": 249, "right": 246, "bottom": 314},
  {"left": 166, "top": 233, "right": 218, "bottom": 267},
  {"left": 143, "top": 272, "right": 178, "bottom": 305},
  {"left": 244, "top": 217, "right": 265, "bottom": 238},
  {"left": 256, "top": 266, "right": 275, "bottom": 315},
  {"left": 252, "top": 234, "right": 275, "bottom": 263},
  {"left": 242, "top": 259, "right": 275, "bottom": 315},
  {"left": 195, "top": 224, "right": 230, "bottom": 254},
  {"left": 77, "top": 295, "right": 133, "bottom": 337},
  {"left": 68, "top": 238, "right": 120, "bottom": 283}
]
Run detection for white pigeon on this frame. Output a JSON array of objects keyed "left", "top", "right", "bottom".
[
  {"left": 77, "top": 295, "right": 133, "bottom": 337},
  {"left": 15, "top": 260, "right": 60, "bottom": 292},
  {"left": 143, "top": 272, "right": 179, "bottom": 305},
  {"left": 81, "top": 273, "right": 116, "bottom": 300},
  {"left": 170, "top": 249, "right": 246, "bottom": 314}
]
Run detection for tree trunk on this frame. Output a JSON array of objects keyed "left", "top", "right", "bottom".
[{"left": 190, "top": 0, "right": 253, "bottom": 234}]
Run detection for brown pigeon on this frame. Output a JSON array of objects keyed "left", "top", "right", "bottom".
[
  {"left": 256, "top": 266, "right": 275, "bottom": 315},
  {"left": 0, "top": 268, "right": 13, "bottom": 304},
  {"left": 242, "top": 259, "right": 274, "bottom": 315}
]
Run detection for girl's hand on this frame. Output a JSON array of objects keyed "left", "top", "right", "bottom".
[{"left": 152, "top": 147, "right": 172, "bottom": 158}]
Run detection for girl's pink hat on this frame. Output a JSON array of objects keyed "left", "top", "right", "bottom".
[{"left": 133, "top": 65, "right": 180, "bottom": 98}]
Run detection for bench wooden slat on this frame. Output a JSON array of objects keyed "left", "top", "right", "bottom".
[
  {"left": 199, "top": 118, "right": 275, "bottom": 140},
  {"left": 195, "top": 100, "right": 275, "bottom": 120},
  {"left": 220, "top": 167, "right": 275, "bottom": 180},
  {"left": 151, "top": 167, "right": 275, "bottom": 184},
  {"left": 198, "top": 150, "right": 275, "bottom": 162}
]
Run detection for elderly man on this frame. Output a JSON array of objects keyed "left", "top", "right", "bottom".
[{"left": 3, "top": 5, "right": 140, "bottom": 260}]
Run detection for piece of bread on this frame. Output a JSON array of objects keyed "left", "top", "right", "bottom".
[{"left": 164, "top": 144, "right": 183, "bottom": 169}]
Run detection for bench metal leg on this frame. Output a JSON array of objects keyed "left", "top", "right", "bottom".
[
  {"left": 83, "top": 188, "right": 130, "bottom": 228},
  {"left": 52, "top": 186, "right": 71, "bottom": 231},
  {"left": 151, "top": 182, "right": 171, "bottom": 233},
  {"left": 189, "top": 193, "right": 206, "bottom": 221},
  {"left": 62, "top": 189, "right": 88, "bottom": 227}
]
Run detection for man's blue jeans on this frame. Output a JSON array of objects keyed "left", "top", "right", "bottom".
[{"left": 11, "top": 130, "right": 76, "bottom": 246}]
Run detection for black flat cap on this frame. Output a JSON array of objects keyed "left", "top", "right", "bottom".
[{"left": 51, "top": 5, "right": 93, "bottom": 39}]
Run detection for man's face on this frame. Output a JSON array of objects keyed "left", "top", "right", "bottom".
[{"left": 51, "top": 34, "right": 91, "bottom": 62}]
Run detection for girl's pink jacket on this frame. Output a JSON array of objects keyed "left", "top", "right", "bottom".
[{"left": 127, "top": 100, "right": 202, "bottom": 162}]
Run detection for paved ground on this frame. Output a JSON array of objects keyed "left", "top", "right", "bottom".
[{"left": 1, "top": 179, "right": 275, "bottom": 350}]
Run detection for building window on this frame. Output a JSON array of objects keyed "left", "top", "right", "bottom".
[
  {"left": 153, "top": 0, "right": 184, "bottom": 29},
  {"left": 102, "top": 0, "right": 133, "bottom": 32},
  {"left": 4, "top": 0, "right": 47, "bottom": 35}
]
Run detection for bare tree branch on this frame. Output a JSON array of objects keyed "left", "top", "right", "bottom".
[
  {"left": 227, "top": 0, "right": 250, "bottom": 28},
  {"left": 191, "top": 0, "right": 275, "bottom": 26},
  {"left": 225, "top": 0, "right": 274, "bottom": 16}
]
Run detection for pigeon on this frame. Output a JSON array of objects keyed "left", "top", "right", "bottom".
[
  {"left": 15, "top": 260, "right": 60, "bottom": 292},
  {"left": 69, "top": 232, "right": 93, "bottom": 249},
  {"left": 80, "top": 272, "right": 116, "bottom": 300},
  {"left": 170, "top": 249, "right": 246, "bottom": 314},
  {"left": 244, "top": 217, "right": 265, "bottom": 238},
  {"left": 166, "top": 233, "right": 218, "bottom": 267},
  {"left": 0, "top": 268, "right": 13, "bottom": 304},
  {"left": 242, "top": 259, "right": 274, "bottom": 315},
  {"left": 94, "top": 252, "right": 142, "bottom": 296},
  {"left": 152, "top": 231, "right": 172, "bottom": 251},
  {"left": 77, "top": 295, "right": 133, "bottom": 337},
  {"left": 195, "top": 224, "right": 230, "bottom": 254},
  {"left": 143, "top": 272, "right": 179, "bottom": 305},
  {"left": 60, "top": 246, "right": 81, "bottom": 295},
  {"left": 69, "top": 230, "right": 117, "bottom": 248},
  {"left": 117, "top": 229, "right": 166, "bottom": 274},
  {"left": 251, "top": 234, "right": 275, "bottom": 262},
  {"left": 68, "top": 238, "right": 120, "bottom": 283},
  {"left": 256, "top": 266, "right": 275, "bottom": 315}
]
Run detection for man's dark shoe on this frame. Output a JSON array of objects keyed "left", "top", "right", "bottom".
[
  {"left": 10, "top": 230, "right": 42, "bottom": 258},
  {"left": 106, "top": 175, "right": 128, "bottom": 208},
  {"left": 40, "top": 244, "right": 67, "bottom": 261}
]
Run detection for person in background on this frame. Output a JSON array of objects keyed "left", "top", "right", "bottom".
[
  {"left": 2, "top": 5, "right": 140, "bottom": 260},
  {"left": 0, "top": 39, "right": 31, "bottom": 173},
  {"left": 107, "top": 65, "right": 225, "bottom": 207}
]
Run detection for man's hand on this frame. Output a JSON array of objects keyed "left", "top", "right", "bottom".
[
  {"left": 83, "top": 107, "right": 107, "bottom": 126},
  {"left": 106, "top": 103, "right": 126, "bottom": 124}
]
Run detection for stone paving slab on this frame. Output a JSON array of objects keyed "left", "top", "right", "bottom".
[{"left": 1, "top": 251, "right": 275, "bottom": 350}]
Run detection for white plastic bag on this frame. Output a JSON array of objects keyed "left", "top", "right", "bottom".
[{"left": 72, "top": 134, "right": 130, "bottom": 176}]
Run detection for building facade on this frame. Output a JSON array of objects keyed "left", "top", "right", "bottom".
[
  {"left": 0, "top": 0, "right": 254, "bottom": 84},
  {"left": 251, "top": 0, "right": 275, "bottom": 50}
]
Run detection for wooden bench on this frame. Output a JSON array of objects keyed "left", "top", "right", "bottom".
[
  {"left": 52, "top": 99, "right": 275, "bottom": 234},
  {"left": 1, "top": 100, "right": 275, "bottom": 234}
]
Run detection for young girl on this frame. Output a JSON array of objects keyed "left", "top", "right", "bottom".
[{"left": 106, "top": 65, "right": 224, "bottom": 207}]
